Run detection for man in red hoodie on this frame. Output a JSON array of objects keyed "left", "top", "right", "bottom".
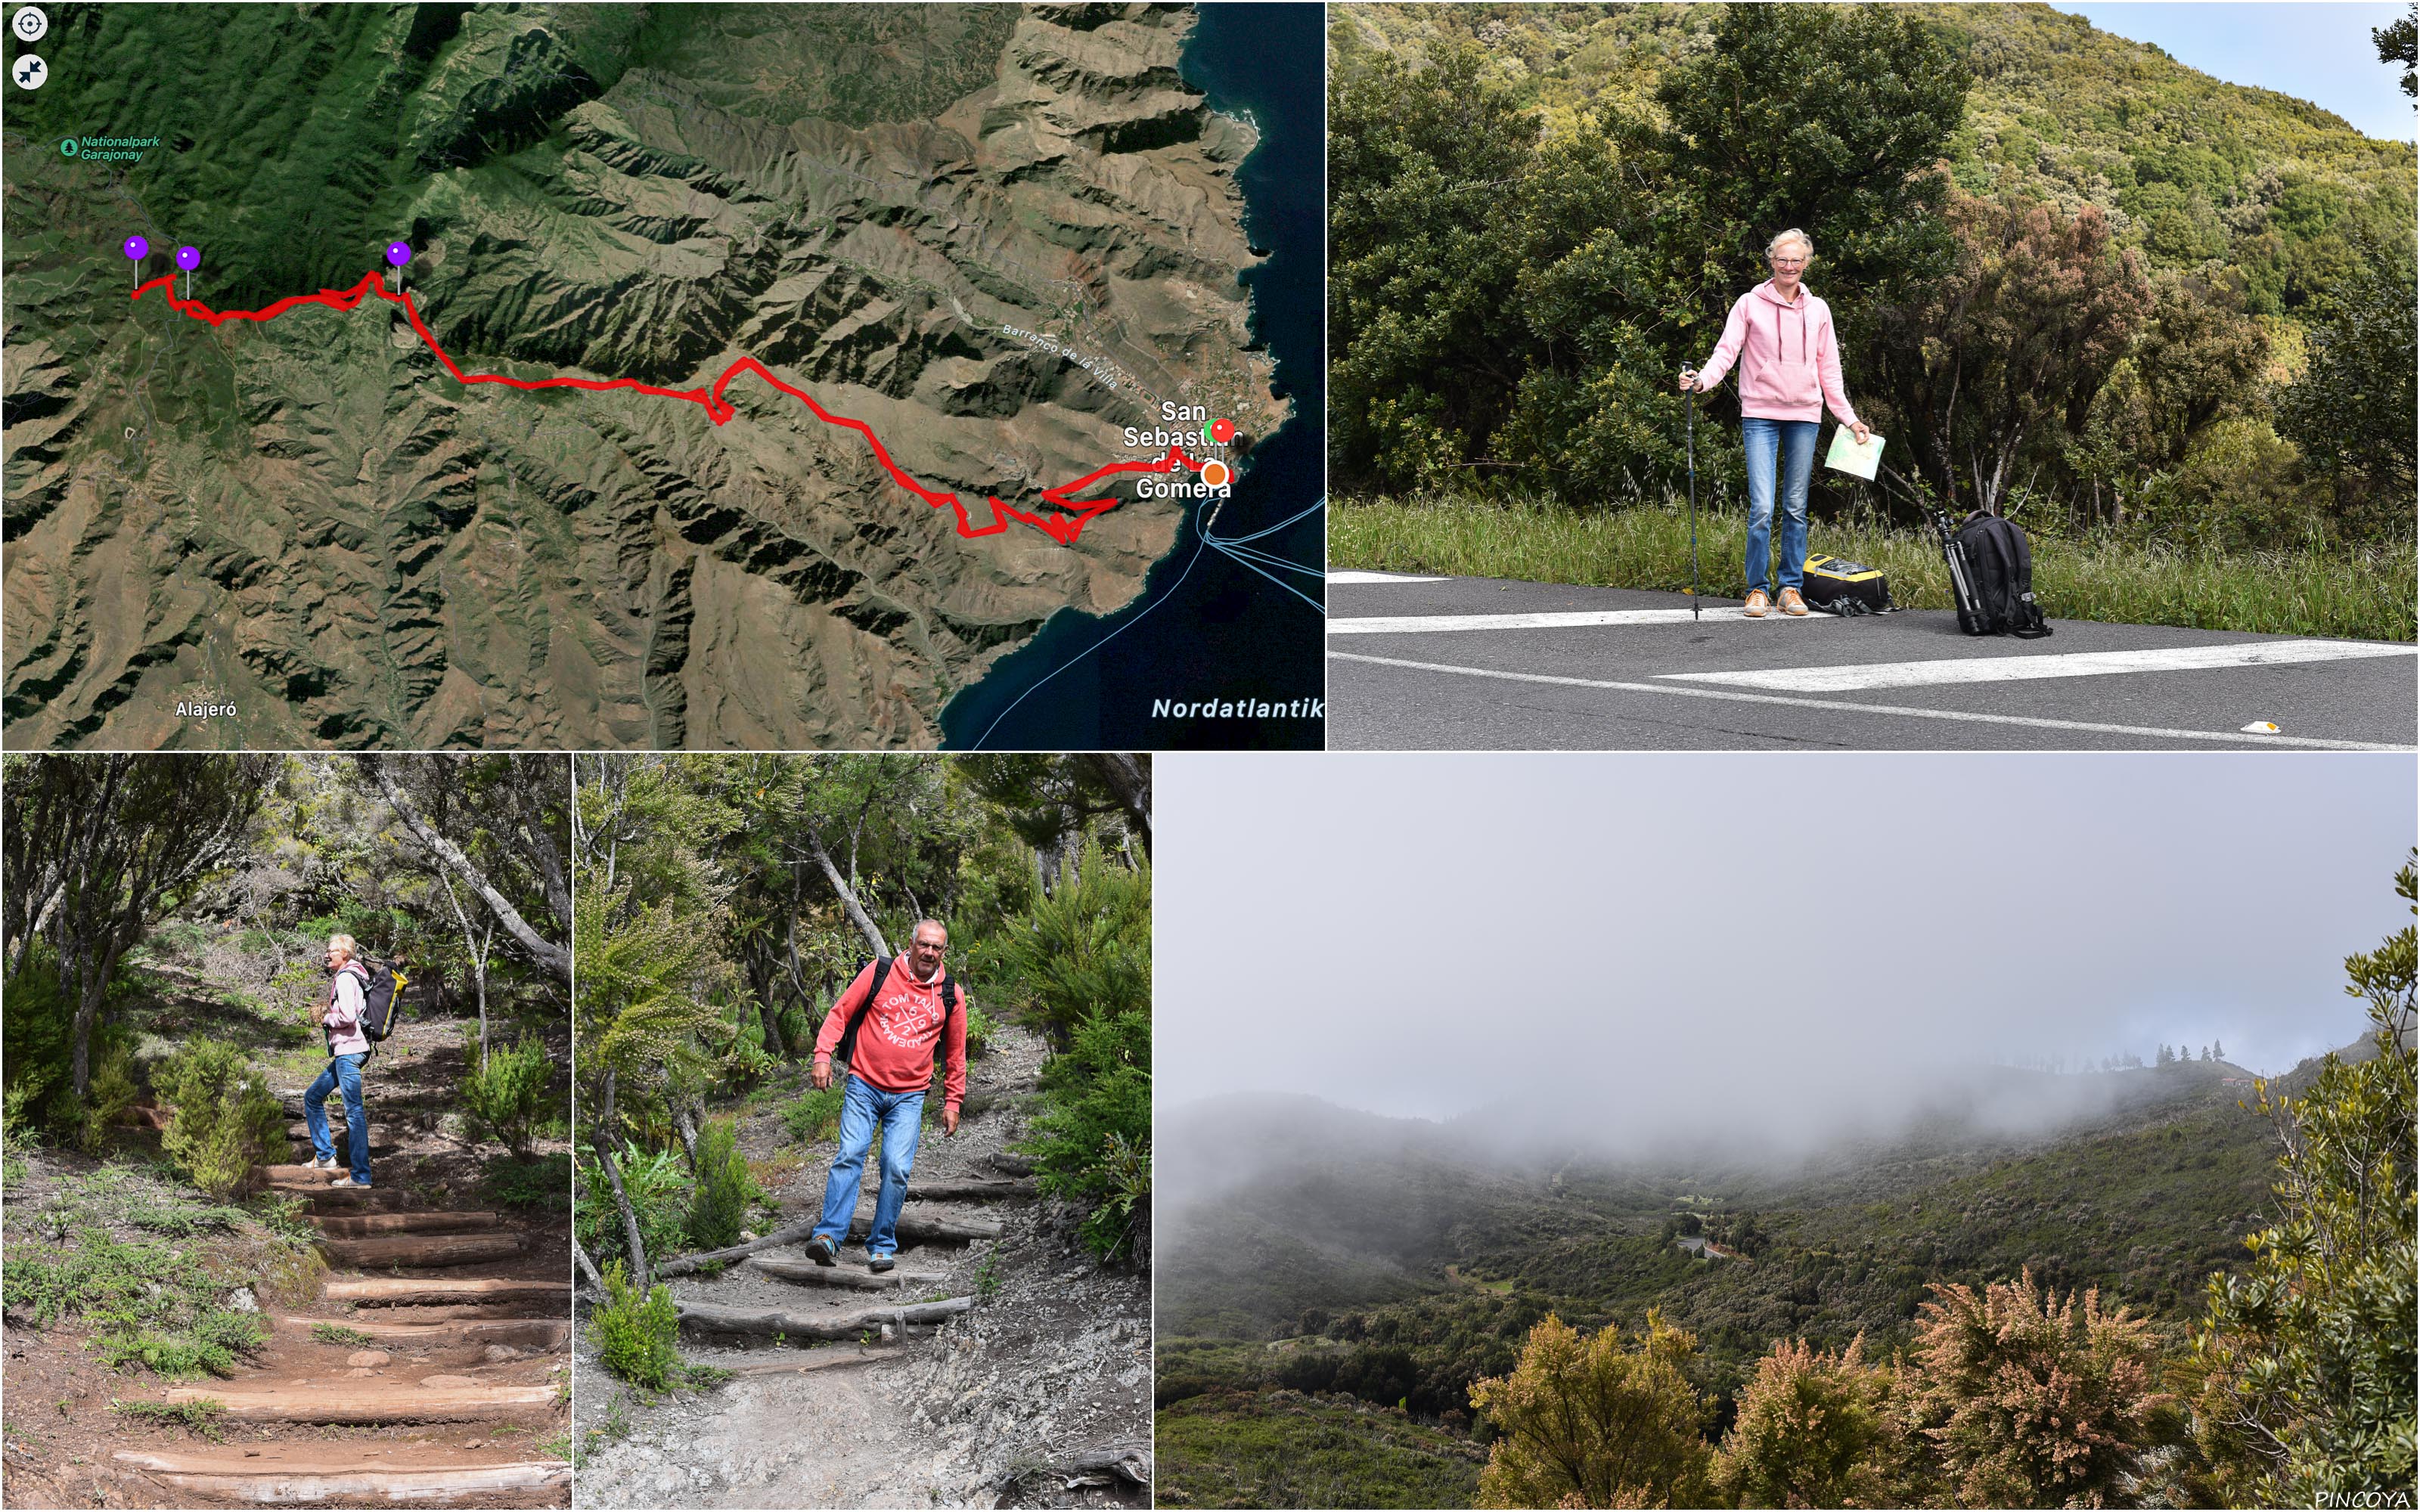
[{"left": 802, "top": 920, "right": 968, "bottom": 1273}]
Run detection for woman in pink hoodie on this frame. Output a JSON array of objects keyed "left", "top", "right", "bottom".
[{"left": 1681, "top": 229, "right": 1871, "bottom": 618}]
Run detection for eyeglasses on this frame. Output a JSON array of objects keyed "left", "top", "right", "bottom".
[{"left": 1770, "top": 256, "right": 1808, "bottom": 268}]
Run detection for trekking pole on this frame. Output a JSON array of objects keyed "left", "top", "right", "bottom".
[{"left": 1680, "top": 366, "right": 1701, "bottom": 621}]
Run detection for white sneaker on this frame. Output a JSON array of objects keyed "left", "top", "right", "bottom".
[
  {"left": 309, "top": 1156, "right": 337, "bottom": 1170},
  {"left": 327, "top": 1176, "right": 372, "bottom": 1188}
]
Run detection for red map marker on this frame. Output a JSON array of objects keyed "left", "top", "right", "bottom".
[{"left": 1210, "top": 417, "right": 1235, "bottom": 444}]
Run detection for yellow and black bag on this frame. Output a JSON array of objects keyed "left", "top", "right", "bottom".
[{"left": 1799, "top": 553, "right": 1894, "bottom": 615}]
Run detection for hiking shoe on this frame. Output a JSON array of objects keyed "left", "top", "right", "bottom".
[
  {"left": 327, "top": 1176, "right": 371, "bottom": 1188},
  {"left": 1779, "top": 587, "right": 1809, "bottom": 617},
  {"left": 867, "top": 1253, "right": 895, "bottom": 1275},
  {"left": 309, "top": 1155, "right": 337, "bottom": 1170},
  {"left": 1744, "top": 590, "right": 1770, "bottom": 618},
  {"left": 805, "top": 1235, "right": 839, "bottom": 1267}
]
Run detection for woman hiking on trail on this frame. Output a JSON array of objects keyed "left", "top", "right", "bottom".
[
  {"left": 304, "top": 933, "right": 374, "bottom": 1189},
  {"left": 1680, "top": 228, "right": 1870, "bottom": 618}
]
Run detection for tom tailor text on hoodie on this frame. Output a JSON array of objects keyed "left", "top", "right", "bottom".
[
  {"left": 813, "top": 959, "right": 969, "bottom": 1111},
  {"left": 324, "top": 960, "right": 371, "bottom": 1057},
  {"left": 1693, "top": 279, "right": 1862, "bottom": 427}
]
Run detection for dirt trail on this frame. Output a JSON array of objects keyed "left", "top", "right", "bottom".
[
  {"left": 572, "top": 1027, "right": 1150, "bottom": 1509},
  {"left": 10, "top": 1015, "right": 574, "bottom": 1509}
]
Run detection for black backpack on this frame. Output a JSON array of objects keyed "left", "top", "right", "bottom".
[
  {"left": 1936, "top": 511, "right": 2052, "bottom": 639},
  {"left": 833, "top": 956, "right": 960, "bottom": 1070},
  {"left": 333, "top": 960, "right": 408, "bottom": 1056}
]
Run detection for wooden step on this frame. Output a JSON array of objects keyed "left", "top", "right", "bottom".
[
  {"left": 676, "top": 1296, "right": 973, "bottom": 1342},
  {"left": 861, "top": 1178, "right": 1036, "bottom": 1202},
  {"left": 311, "top": 1210, "right": 504, "bottom": 1238},
  {"left": 275, "top": 1315, "right": 569, "bottom": 1349},
  {"left": 153, "top": 1382, "right": 558, "bottom": 1424},
  {"left": 324, "top": 1278, "right": 567, "bottom": 1308},
  {"left": 725, "top": 1346, "right": 901, "bottom": 1377},
  {"left": 847, "top": 1208, "right": 1001, "bottom": 1246},
  {"left": 256, "top": 1163, "right": 414, "bottom": 1184},
  {"left": 112, "top": 1448, "right": 569, "bottom": 1505},
  {"left": 751, "top": 1257, "right": 944, "bottom": 1292},
  {"left": 293, "top": 1185, "right": 415, "bottom": 1211},
  {"left": 317, "top": 1232, "right": 526, "bottom": 1268}
]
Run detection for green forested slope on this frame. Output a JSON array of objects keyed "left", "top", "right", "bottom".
[{"left": 1331, "top": 1, "right": 2414, "bottom": 317}]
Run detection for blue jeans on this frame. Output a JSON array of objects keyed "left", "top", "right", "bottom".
[
  {"left": 811, "top": 1076, "right": 924, "bottom": 1257},
  {"left": 1741, "top": 417, "right": 1819, "bottom": 595},
  {"left": 303, "top": 1053, "right": 371, "bottom": 1184}
]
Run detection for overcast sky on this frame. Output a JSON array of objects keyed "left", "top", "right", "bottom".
[
  {"left": 2052, "top": 2, "right": 2415, "bottom": 141},
  {"left": 1159, "top": 754, "right": 2414, "bottom": 1121}
]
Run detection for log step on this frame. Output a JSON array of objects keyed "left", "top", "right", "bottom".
[
  {"left": 112, "top": 1448, "right": 569, "bottom": 1505},
  {"left": 847, "top": 1209, "right": 1001, "bottom": 1246},
  {"left": 324, "top": 1278, "right": 567, "bottom": 1308},
  {"left": 154, "top": 1382, "right": 559, "bottom": 1424},
  {"left": 275, "top": 1315, "right": 569, "bottom": 1349},
  {"left": 311, "top": 1210, "right": 505, "bottom": 1238},
  {"left": 256, "top": 1163, "right": 414, "bottom": 1184},
  {"left": 317, "top": 1232, "right": 526, "bottom": 1269},
  {"left": 293, "top": 1186, "right": 415, "bottom": 1211},
  {"left": 676, "top": 1296, "right": 973, "bottom": 1343},
  {"left": 861, "top": 1179, "right": 1036, "bottom": 1202},
  {"left": 751, "top": 1257, "right": 945, "bottom": 1292},
  {"left": 726, "top": 1346, "right": 901, "bottom": 1377}
]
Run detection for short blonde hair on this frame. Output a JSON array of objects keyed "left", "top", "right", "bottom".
[
  {"left": 327, "top": 934, "right": 357, "bottom": 961},
  {"left": 1767, "top": 228, "right": 1815, "bottom": 263}
]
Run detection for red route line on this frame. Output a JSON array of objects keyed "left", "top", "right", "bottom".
[{"left": 130, "top": 269, "right": 1202, "bottom": 546}]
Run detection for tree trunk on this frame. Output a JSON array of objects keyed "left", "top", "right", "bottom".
[
  {"left": 594, "top": 1068, "right": 652, "bottom": 1290},
  {"left": 805, "top": 829, "right": 889, "bottom": 956},
  {"left": 674, "top": 1296, "right": 973, "bottom": 1342},
  {"left": 1078, "top": 754, "right": 1152, "bottom": 856},
  {"left": 571, "top": 1238, "right": 606, "bottom": 1295},
  {"left": 367, "top": 758, "right": 571, "bottom": 984}
]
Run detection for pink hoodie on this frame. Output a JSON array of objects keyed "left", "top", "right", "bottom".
[{"left": 1693, "top": 280, "right": 1860, "bottom": 426}]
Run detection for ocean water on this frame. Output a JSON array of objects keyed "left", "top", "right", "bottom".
[{"left": 939, "top": 0, "right": 1326, "bottom": 751}]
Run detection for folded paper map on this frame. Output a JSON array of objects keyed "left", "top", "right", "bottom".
[{"left": 1826, "top": 427, "right": 1885, "bottom": 481}]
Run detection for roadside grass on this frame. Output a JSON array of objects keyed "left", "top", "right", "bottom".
[
  {"left": 312, "top": 1322, "right": 376, "bottom": 1347},
  {"left": 1331, "top": 493, "right": 2414, "bottom": 643}
]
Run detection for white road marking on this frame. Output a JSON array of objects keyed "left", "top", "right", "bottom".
[
  {"left": 1328, "top": 570, "right": 1447, "bottom": 584},
  {"left": 1330, "top": 606, "right": 1788, "bottom": 634},
  {"left": 1657, "top": 640, "right": 2415, "bottom": 692},
  {"left": 1327, "top": 651, "right": 2415, "bottom": 751}
]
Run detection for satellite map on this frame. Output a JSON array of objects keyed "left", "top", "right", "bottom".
[{"left": 2, "top": 2, "right": 1324, "bottom": 750}]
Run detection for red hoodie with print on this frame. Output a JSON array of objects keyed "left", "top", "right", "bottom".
[{"left": 813, "top": 959, "right": 967, "bottom": 1110}]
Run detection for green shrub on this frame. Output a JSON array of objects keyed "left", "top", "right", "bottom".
[
  {"left": 594, "top": 1260, "right": 679, "bottom": 1392},
  {"left": 1023, "top": 1005, "right": 1153, "bottom": 1262},
  {"left": 782, "top": 1084, "right": 847, "bottom": 1145},
  {"left": 1, "top": 949, "right": 141, "bottom": 1145},
  {"left": 484, "top": 1151, "right": 573, "bottom": 1212},
  {"left": 110, "top": 1398, "right": 226, "bottom": 1439},
  {"left": 685, "top": 1118, "right": 762, "bottom": 1253},
  {"left": 462, "top": 1036, "right": 554, "bottom": 1157},
  {"left": 964, "top": 1004, "right": 999, "bottom": 1060},
  {"left": 574, "top": 1142, "right": 691, "bottom": 1269},
  {"left": 155, "top": 1040, "right": 286, "bottom": 1200}
]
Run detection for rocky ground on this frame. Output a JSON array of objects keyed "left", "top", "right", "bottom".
[{"left": 571, "top": 1024, "right": 1149, "bottom": 1509}]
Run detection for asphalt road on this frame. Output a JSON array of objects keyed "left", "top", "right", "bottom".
[{"left": 1328, "top": 572, "right": 2418, "bottom": 751}]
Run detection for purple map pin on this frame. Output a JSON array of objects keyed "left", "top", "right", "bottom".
[
  {"left": 123, "top": 234, "right": 147, "bottom": 261},
  {"left": 175, "top": 245, "right": 200, "bottom": 271},
  {"left": 386, "top": 241, "right": 411, "bottom": 267}
]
